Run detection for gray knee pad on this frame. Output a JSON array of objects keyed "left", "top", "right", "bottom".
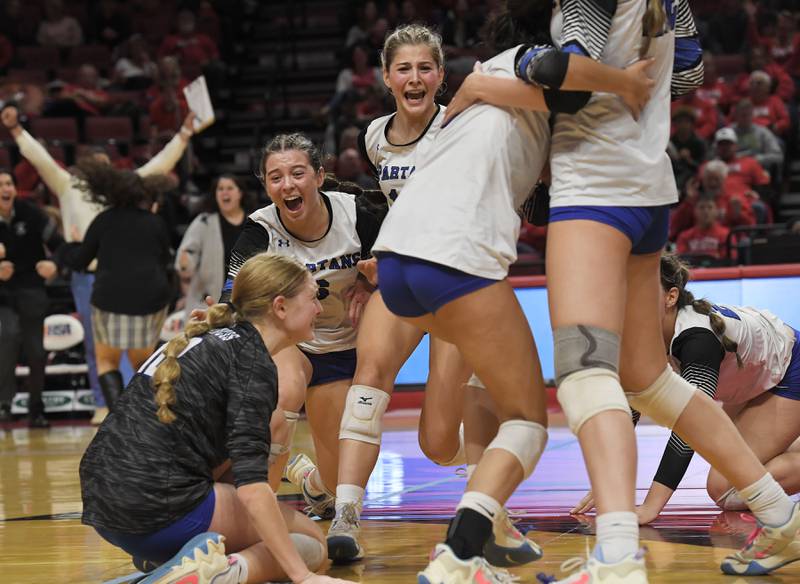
[
  {"left": 554, "top": 325, "right": 629, "bottom": 434},
  {"left": 554, "top": 325, "right": 620, "bottom": 385}
]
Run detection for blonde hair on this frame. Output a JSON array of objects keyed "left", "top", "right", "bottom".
[
  {"left": 641, "top": 0, "right": 667, "bottom": 57},
  {"left": 381, "top": 24, "right": 444, "bottom": 71},
  {"left": 151, "top": 253, "right": 310, "bottom": 423}
]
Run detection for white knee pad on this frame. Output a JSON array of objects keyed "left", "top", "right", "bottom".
[
  {"left": 435, "top": 423, "right": 466, "bottom": 466},
  {"left": 290, "top": 533, "right": 326, "bottom": 571},
  {"left": 339, "top": 384, "right": 390, "bottom": 445},
  {"left": 625, "top": 365, "right": 696, "bottom": 429},
  {"left": 485, "top": 420, "right": 547, "bottom": 479},
  {"left": 465, "top": 373, "right": 485, "bottom": 390},
  {"left": 557, "top": 368, "right": 630, "bottom": 434}
]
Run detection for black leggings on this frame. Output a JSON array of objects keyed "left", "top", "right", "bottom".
[{"left": 0, "top": 288, "right": 49, "bottom": 407}]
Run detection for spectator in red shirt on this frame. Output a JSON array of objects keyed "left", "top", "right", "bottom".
[
  {"left": 710, "top": 127, "right": 772, "bottom": 200},
  {"left": 158, "top": 10, "right": 219, "bottom": 80},
  {"left": 676, "top": 195, "right": 731, "bottom": 261},
  {"left": 671, "top": 159, "right": 756, "bottom": 241},
  {"left": 744, "top": 70, "right": 791, "bottom": 137},
  {"left": 671, "top": 92, "right": 719, "bottom": 141},
  {"left": 731, "top": 46, "right": 795, "bottom": 104},
  {"left": 771, "top": 11, "right": 800, "bottom": 78},
  {"left": 146, "top": 57, "right": 189, "bottom": 136}
]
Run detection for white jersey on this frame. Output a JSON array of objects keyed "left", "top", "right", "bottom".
[
  {"left": 548, "top": 0, "right": 678, "bottom": 207},
  {"left": 373, "top": 46, "right": 550, "bottom": 279},
  {"left": 359, "top": 105, "right": 446, "bottom": 206},
  {"left": 247, "top": 192, "right": 365, "bottom": 354},
  {"left": 670, "top": 304, "right": 796, "bottom": 404}
]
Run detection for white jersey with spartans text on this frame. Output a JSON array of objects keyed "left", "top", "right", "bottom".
[
  {"left": 549, "top": 0, "right": 678, "bottom": 207},
  {"left": 248, "top": 191, "right": 363, "bottom": 354},
  {"left": 670, "top": 304, "right": 796, "bottom": 405},
  {"left": 373, "top": 45, "right": 550, "bottom": 279},
  {"left": 361, "top": 105, "right": 446, "bottom": 206}
]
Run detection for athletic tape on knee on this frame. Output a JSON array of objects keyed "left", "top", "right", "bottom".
[
  {"left": 268, "top": 442, "right": 289, "bottom": 466},
  {"left": 285, "top": 410, "right": 300, "bottom": 449},
  {"left": 339, "top": 384, "right": 391, "bottom": 445},
  {"left": 465, "top": 373, "right": 485, "bottom": 390},
  {"left": 625, "top": 366, "right": 696, "bottom": 429},
  {"left": 290, "top": 533, "right": 326, "bottom": 571},
  {"left": 554, "top": 325, "right": 620, "bottom": 385},
  {"left": 485, "top": 420, "right": 547, "bottom": 479}
]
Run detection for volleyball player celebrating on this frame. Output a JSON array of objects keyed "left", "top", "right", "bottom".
[
  {"left": 327, "top": 24, "right": 531, "bottom": 567},
  {"left": 632, "top": 254, "right": 800, "bottom": 530},
  {"left": 222, "top": 133, "right": 381, "bottom": 517},
  {"left": 367, "top": 5, "right": 656, "bottom": 582},
  {"left": 80, "top": 253, "right": 354, "bottom": 584},
  {"left": 446, "top": 0, "right": 800, "bottom": 581}
]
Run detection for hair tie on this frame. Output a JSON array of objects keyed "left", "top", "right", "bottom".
[{"left": 226, "top": 301, "right": 237, "bottom": 314}]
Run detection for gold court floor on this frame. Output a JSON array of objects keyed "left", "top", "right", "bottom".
[{"left": 1, "top": 412, "right": 799, "bottom": 583}]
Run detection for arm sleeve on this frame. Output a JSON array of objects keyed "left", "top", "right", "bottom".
[
  {"left": 652, "top": 328, "right": 724, "bottom": 490},
  {"left": 515, "top": 45, "right": 592, "bottom": 114},
  {"left": 355, "top": 203, "right": 382, "bottom": 259},
  {"left": 558, "top": 0, "right": 617, "bottom": 59},
  {"left": 220, "top": 217, "right": 269, "bottom": 302},
  {"left": 672, "top": 0, "right": 704, "bottom": 97},
  {"left": 136, "top": 133, "right": 189, "bottom": 177},
  {"left": 225, "top": 340, "right": 277, "bottom": 487},
  {"left": 357, "top": 127, "right": 379, "bottom": 177},
  {"left": 15, "top": 130, "right": 73, "bottom": 196},
  {"left": 176, "top": 214, "right": 206, "bottom": 275}
]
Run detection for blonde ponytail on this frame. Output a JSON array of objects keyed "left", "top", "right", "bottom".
[
  {"left": 641, "top": 0, "right": 667, "bottom": 57},
  {"left": 150, "top": 253, "right": 310, "bottom": 424}
]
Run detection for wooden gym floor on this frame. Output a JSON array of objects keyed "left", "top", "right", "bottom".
[{"left": 1, "top": 410, "right": 798, "bottom": 583}]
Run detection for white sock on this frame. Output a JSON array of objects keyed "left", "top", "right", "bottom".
[
  {"left": 594, "top": 511, "right": 639, "bottom": 564},
  {"left": 457, "top": 491, "right": 502, "bottom": 523},
  {"left": 228, "top": 553, "right": 249, "bottom": 584},
  {"left": 335, "top": 484, "right": 365, "bottom": 518},
  {"left": 739, "top": 473, "right": 795, "bottom": 527},
  {"left": 466, "top": 464, "right": 477, "bottom": 481}
]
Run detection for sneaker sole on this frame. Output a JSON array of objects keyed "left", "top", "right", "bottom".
[
  {"left": 721, "top": 554, "right": 800, "bottom": 576},
  {"left": 138, "top": 532, "right": 226, "bottom": 584},
  {"left": 327, "top": 535, "right": 364, "bottom": 563},
  {"left": 417, "top": 574, "right": 434, "bottom": 584}
]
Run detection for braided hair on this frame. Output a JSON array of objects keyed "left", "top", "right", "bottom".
[{"left": 660, "top": 253, "right": 743, "bottom": 367}]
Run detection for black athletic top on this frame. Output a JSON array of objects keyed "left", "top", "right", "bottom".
[
  {"left": 0, "top": 198, "right": 64, "bottom": 299},
  {"left": 80, "top": 321, "right": 277, "bottom": 534},
  {"left": 61, "top": 206, "right": 172, "bottom": 315}
]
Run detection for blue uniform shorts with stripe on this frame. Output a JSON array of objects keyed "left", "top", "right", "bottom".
[
  {"left": 375, "top": 252, "right": 498, "bottom": 318},
  {"left": 549, "top": 204, "right": 671, "bottom": 255},
  {"left": 300, "top": 348, "right": 357, "bottom": 386},
  {"left": 94, "top": 487, "right": 216, "bottom": 563}
]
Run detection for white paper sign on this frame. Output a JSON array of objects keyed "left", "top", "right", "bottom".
[{"left": 183, "top": 75, "right": 215, "bottom": 132}]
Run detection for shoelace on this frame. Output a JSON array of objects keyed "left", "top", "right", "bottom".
[
  {"left": 475, "top": 557, "right": 520, "bottom": 583},
  {"left": 537, "top": 539, "right": 592, "bottom": 583},
  {"left": 739, "top": 513, "right": 764, "bottom": 549},
  {"left": 331, "top": 502, "right": 361, "bottom": 532}
]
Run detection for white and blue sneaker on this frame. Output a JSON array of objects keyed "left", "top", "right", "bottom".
[
  {"left": 720, "top": 503, "right": 800, "bottom": 575},
  {"left": 139, "top": 532, "right": 240, "bottom": 584},
  {"left": 285, "top": 453, "right": 335, "bottom": 520}
]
